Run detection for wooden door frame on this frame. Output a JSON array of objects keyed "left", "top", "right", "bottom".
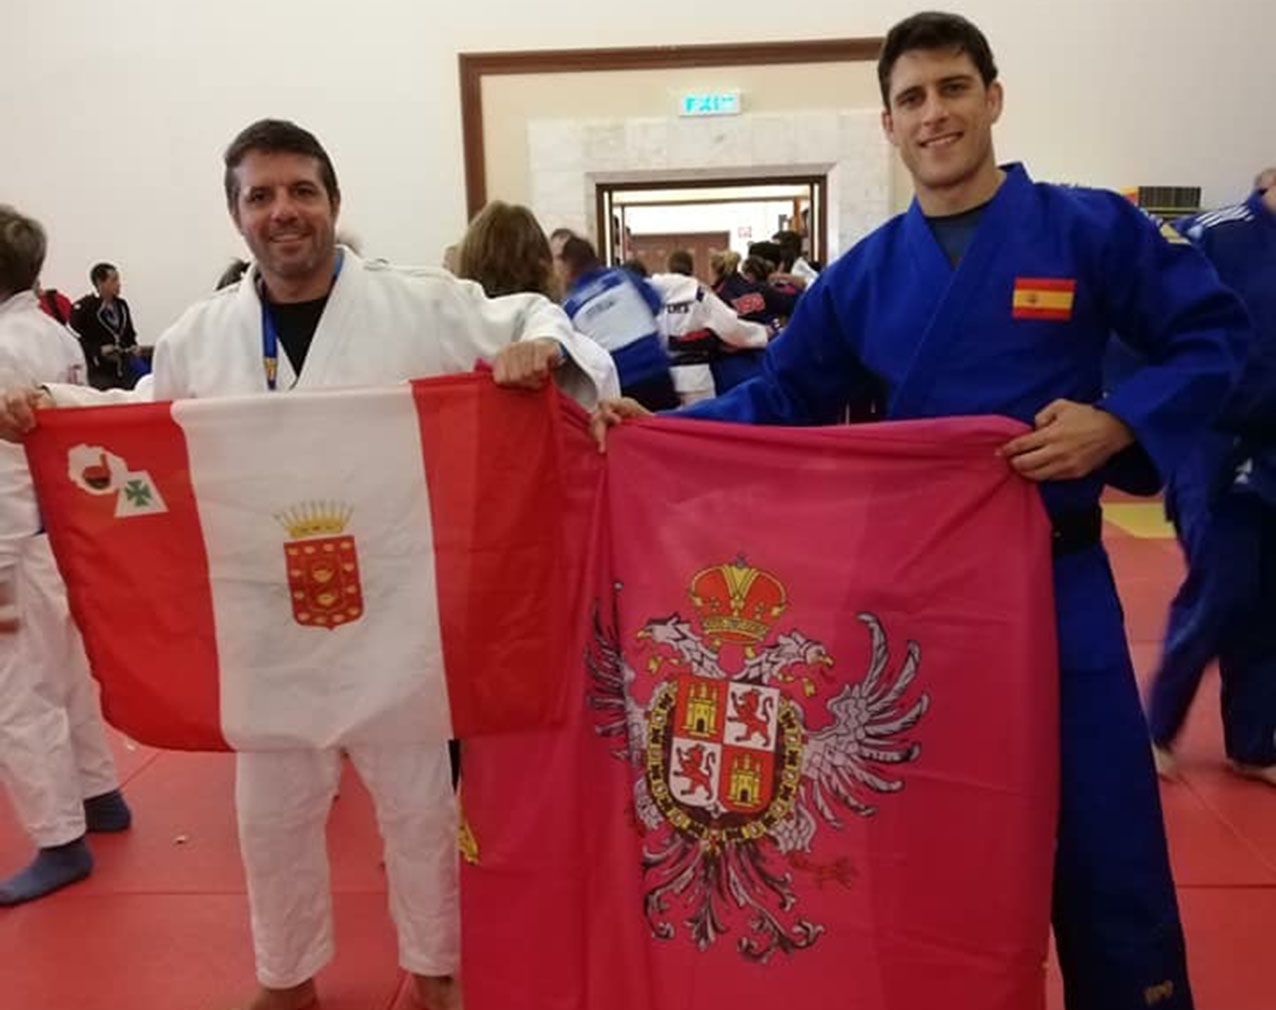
[
  {"left": 457, "top": 38, "right": 883, "bottom": 219},
  {"left": 597, "top": 174, "right": 828, "bottom": 267}
]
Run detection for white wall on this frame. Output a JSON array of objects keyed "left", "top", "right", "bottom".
[{"left": 2, "top": 0, "right": 1272, "bottom": 340}]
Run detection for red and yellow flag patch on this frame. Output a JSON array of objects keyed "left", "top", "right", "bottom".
[{"left": 1012, "top": 277, "right": 1076, "bottom": 320}]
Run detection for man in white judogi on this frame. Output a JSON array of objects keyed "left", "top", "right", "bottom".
[
  {"left": 2, "top": 121, "right": 617, "bottom": 1010},
  {"left": 648, "top": 265, "right": 769, "bottom": 405},
  {"left": 0, "top": 205, "right": 131, "bottom": 907}
]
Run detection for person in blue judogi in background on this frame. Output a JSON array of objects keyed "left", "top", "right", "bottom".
[
  {"left": 561, "top": 236, "right": 680, "bottom": 412},
  {"left": 1148, "top": 167, "right": 1276, "bottom": 788},
  {"left": 593, "top": 12, "right": 1251, "bottom": 1010}
]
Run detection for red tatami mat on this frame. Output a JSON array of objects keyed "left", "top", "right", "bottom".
[
  {"left": 1044, "top": 520, "right": 1276, "bottom": 1009},
  {"left": 0, "top": 755, "right": 407, "bottom": 1009}
]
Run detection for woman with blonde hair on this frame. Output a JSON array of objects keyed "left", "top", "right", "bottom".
[
  {"left": 708, "top": 248, "right": 740, "bottom": 291},
  {"left": 457, "top": 201, "right": 555, "bottom": 299}
]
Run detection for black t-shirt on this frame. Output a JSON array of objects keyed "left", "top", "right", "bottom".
[
  {"left": 267, "top": 295, "right": 329, "bottom": 375},
  {"left": 925, "top": 201, "right": 991, "bottom": 266}
]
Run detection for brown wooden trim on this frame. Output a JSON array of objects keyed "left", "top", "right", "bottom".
[
  {"left": 595, "top": 184, "right": 607, "bottom": 259},
  {"left": 595, "top": 174, "right": 828, "bottom": 266},
  {"left": 462, "top": 38, "right": 880, "bottom": 77},
  {"left": 459, "top": 37, "right": 883, "bottom": 217},
  {"left": 602, "top": 174, "right": 825, "bottom": 194},
  {"left": 610, "top": 194, "right": 806, "bottom": 209},
  {"left": 816, "top": 176, "right": 828, "bottom": 266},
  {"left": 458, "top": 54, "right": 488, "bottom": 222}
]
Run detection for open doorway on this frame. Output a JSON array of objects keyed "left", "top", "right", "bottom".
[{"left": 595, "top": 176, "right": 826, "bottom": 285}]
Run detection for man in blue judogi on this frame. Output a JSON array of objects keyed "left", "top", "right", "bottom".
[
  {"left": 593, "top": 13, "right": 1249, "bottom": 1010},
  {"left": 561, "top": 236, "right": 679, "bottom": 411},
  {"left": 1148, "top": 168, "right": 1276, "bottom": 787}
]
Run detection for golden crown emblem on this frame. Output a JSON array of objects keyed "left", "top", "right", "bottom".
[
  {"left": 275, "top": 501, "right": 353, "bottom": 540},
  {"left": 689, "top": 558, "right": 787, "bottom": 646}
]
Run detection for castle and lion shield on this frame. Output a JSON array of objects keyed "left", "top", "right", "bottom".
[
  {"left": 276, "top": 502, "right": 363, "bottom": 630},
  {"left": 589, "top": 557, "right": 929, "bottom": 962}
]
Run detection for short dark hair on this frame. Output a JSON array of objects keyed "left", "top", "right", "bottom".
[
  {"left": 770, "top": 231, "right": 804, "bottom": 270},
  {"left": 748, "top": 241, "right": 783, "bottom": 269},
  {"left": 90, "top": 262, "right": 117, "bottom": 287},
  {"left": 559, "top": 236, "right": 599, "bottom": 279},
  {"left": 223, "top": 119, "right": 340, "bottom": 210},
  {"left": 620, "top": 257, "right": 649, "bottom": 278},
  {"left": 877, "top": 11, "right": 998, "bottom": 108},
  {"left": 741, "top": 256, "right": 773, "bottom": 284},
  {"left": 549, "top": 227, "right": 577, "bottom": 243},
  {"left": 0, "top": 205, "right": 46, "bottom": 297},
  {"left": 772, "top": 230, "right": 802, "bottom": 256},
  {"left": 667, "top": 250, "right": 694, "bottom": 276}
]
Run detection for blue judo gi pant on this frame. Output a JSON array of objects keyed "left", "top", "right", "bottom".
[
  {"left": 1147, "top": 487, "right": 1276, "bottom": 767},
  {"left": 1053, "top": 545, "right": 1192, "bottom": 1010},
  {"left": 709, "top": 349, "right": 765, "bottom": 395}
]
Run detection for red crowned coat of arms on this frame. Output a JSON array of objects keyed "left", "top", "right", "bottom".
[
  {"left": 589, "top": 558, "right": 929, "bottom": 961},
  {"left": 652, "top": 675, "right": 801, "bottom": 841},
  {"left": 277, "top": 502, "right": 364, "bottom": 630}
]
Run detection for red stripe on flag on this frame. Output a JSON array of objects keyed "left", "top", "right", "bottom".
[
  {"left": 1013, "top": 277, "right": 1075, "bottom": 292},
  {"left": 26, "top": 402, "right": 227, "bottom": 750},
  {"left": 411, "top": 375, "right": 568, "bottom": 737},
  {"left": 1012, "top": 306, "right": 1073, "bottom": 321}
]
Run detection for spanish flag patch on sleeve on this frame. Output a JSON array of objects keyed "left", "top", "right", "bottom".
[{"left": 1012, "top": 277, "right": 1076, "bottom": 321}]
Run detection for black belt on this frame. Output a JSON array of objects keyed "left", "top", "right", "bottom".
[{"left": 1050, "top": 506, "right": 1103, "bottom": 557}]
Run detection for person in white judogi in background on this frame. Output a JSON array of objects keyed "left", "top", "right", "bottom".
[
  {"left": 0, "top": 205, "right": 131, "bottom": 907},
  {"left": 648, "top": 251, "right": 770, "bottom": 405},
  {"left": 0, "top": 120, "right": 617, "bottom": 1010}
]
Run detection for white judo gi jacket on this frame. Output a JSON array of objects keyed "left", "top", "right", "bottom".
[
  {"left": 0, "top": 291, "right": 117, "bottom": 848},
  {"left": 149, "top": 251, "right": 618, "bottom": 402},
  {"left": 647, "top": 272, "right": 769, "bottom": 404}
]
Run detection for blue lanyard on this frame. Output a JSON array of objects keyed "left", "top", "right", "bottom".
[{"left": 259, "top": 249, "right": 344, "bottom": 391}]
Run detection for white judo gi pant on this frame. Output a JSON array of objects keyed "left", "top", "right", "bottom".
[
  {"left": 0, "top": 535, "right": 119, "bottom": 847},
  {"left": 236, "top": 741, "right": 459, "bottom": 988},
  {"left": 670, "top": 363, "right": 716, "bottom": 406}
]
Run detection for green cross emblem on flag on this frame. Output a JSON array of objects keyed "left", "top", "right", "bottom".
[
  {"left": 113, "top": 469, "right": 168, "bottom": 517},
  {"left": 124, "top": 479, "right": 153, "bottom": 507}
]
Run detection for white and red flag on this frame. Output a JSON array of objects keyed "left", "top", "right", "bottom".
[{"left": 25, "top": 375, "right": 568, "bottom": 751}]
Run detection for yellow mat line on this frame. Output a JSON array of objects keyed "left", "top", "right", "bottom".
[{"left": 1102, "top": 502, "right": 1175, "bottom": 539}]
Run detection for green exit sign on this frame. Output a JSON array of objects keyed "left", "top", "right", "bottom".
[{"left": 679, "top": 91, "right": 742, "bottom": 117}]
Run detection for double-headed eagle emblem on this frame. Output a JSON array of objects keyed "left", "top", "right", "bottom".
[{"left": 588, "top": 558, "right": 930, "bottom": 962}]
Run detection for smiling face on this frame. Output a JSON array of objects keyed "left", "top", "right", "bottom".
[
  {"left": 230, "top": 149, "right": 339, "bottom": 296},
  {"left": 881, "top": 47, "right": 1003, "bottom": 210}
]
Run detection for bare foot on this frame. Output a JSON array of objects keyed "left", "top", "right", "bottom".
[
  {"left": 237, "top": 979, "right": 318, "bottom": 1010},
  {"left": 413, "top": 973, "right": 461, "bottom": 1010},
  {"left": 1152, "top": 744, "right": 1178, "bottom": 780},
  {"left": 1229, "top": 761, "right": 1276, "bottom": 787}
]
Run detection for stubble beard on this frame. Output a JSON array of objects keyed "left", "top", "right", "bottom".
[{"left": 263, "top": 230, "right": 335, "bottom": 285}]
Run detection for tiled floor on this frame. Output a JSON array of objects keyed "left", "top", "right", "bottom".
[{"left": 1, "top": 504, "right": 1271, "bottom": 1009}]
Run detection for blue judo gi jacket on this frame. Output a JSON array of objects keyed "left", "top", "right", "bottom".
[{"left": 677, "top": 163, "right": 1249, "bottom": 1010}]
